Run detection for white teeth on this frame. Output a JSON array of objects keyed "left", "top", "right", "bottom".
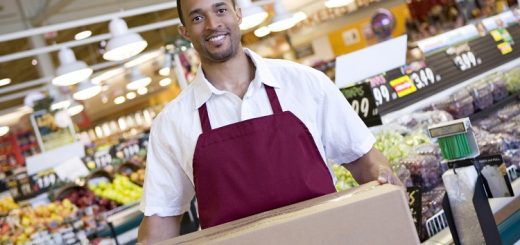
[{"left": 209, "top": 35, "right": 225, "bottom": 42}]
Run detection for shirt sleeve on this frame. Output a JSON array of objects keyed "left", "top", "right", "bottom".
[
  {"left": 139, "top": 113, "right": 195, "bottom": 217},
  {"left": 315, "top": 71, "right": 376, "bottom": 164}
]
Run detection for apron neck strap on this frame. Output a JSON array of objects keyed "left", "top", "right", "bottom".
[{"left": 198, "top": 85, "right": 282, "bottom": 133}]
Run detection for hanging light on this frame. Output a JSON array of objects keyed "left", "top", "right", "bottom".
[
  {"left": 127, "top": 67, "right": 151, "bottom": 90},
  {"left": 126, "top": 92, "right": 137, "bottom": 100},
  {"left": 159, "top": 53, "right": 172, "bottom": 76},
  {"left": 24, "top": 91, "right": 45, "bottom": 108},
  {"left": 114, "top": 96, "right": 126, "bottom": 105},
  {"left": 0, "top": 78, "right": 11, "bottom": 87},
  {"left": 159, "top": 78, "right": 172, "bottom": 87},
  {"left": 254, "top": 26, "right": 271, "bottom": 38},
  {"left": 137, "top": 87, "right": 148, "bottom": 95},
  {"left": 325, "top": 0, "right": 355, "bottom": 8},
  {"left": 49, "top": 86, "right": 71, "bottom": 111},
  {"left": 0, "top": 126, "right": 9, "bottom": 137},
  {"left": 237, "top": 0, "right": 269, "bottom": 31},
  {"left": 268, "top": 0, "right": 298, "bottom": 32},
  {"left": 52, "top": 47, "right": 93, "bottom": 86},
  {"left": 67, "top": 100, "right": 84, "bottom": 116},
  {"left": 73, "top": 80, "right": 102, "bottom": 100},
  {"left": 103, "top": 18, "right": 148, "bottom": 61},
  {"left": 74, "top": 30, "right": 92, "bottom": 40}
]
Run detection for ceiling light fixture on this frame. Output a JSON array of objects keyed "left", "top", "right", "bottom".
[
  {"left": 325, "top": 0, "right": 355, "bottom": 8},
  {"left": 126, "top": 92, "right": 137, "bottom": 100},
  {"left": 127, "top": 67, "right": 151, "bottom": 90},
  {"left": 103, "top": 18, "right": 148, "bottom": 61},
  {"left": 159, "top": 78, "right": 172, "bottom": 87},
  {"left": 254, "top": 26, "right": 271, "bottom": 38},
  {"left": 114, "top": 96, "right": 126, "bottom": 104},
  {"left": 294, "top": 11, "right": 308, "bottom": 22},
  {"left": 237, "top": 0, "right": 269, "bottom": 31},
  {"left": 91, "top": 67, "right": 125, "bottom": 85},
  {"left": 73, "top": 80, "right": 102, "bottom": 100},
  {"left": 0, "top": 126, "right": 9, "bottom": 137},
  {"left": 137, "top": 87, "right": 148, "bottom": 95},
  {"left": 52, "top": 47, "right": 93, "bottom": 86},
  {"left": 0, "top": 78, "right": 11, "bottom": 87},
  {"left": 159, "top": 53, "right": 172, "bottom": 76},
  {"left": 268, "top": 0, "right": 298, "bottom": 32},
  {"left": 67, "top": 100, "right": 84, "bottom": 116},
  {"left": 49, "top": 86, "right": 71, "bottom": 111},
  {"left": 74, "top": 30, "right": 92, "bottom": 40}
]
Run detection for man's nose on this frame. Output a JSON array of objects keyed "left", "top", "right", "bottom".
[{"left": 205, "top": 14, "right": 222, "bottom": 30}]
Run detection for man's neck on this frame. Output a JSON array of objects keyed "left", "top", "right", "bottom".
[{"left": 201, "top": 49, "right": 256, "bottom": 99}]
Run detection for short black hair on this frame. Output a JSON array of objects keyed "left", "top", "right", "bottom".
[{"left": 176, "top": 0, "right": 236, "bottom": 25}]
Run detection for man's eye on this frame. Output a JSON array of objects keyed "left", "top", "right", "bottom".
[
  {"left": 217, "top": 8, "right": 227, "bottom": 14},
  {"left": 192, "top": 16, "right": 203, "bottom": 22}
]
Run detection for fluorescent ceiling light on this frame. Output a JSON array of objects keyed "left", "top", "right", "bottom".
[
  {"left": 114, "top": 96, "right": 126, "bottom": 104},
  {"left": 137, "top": 87, "right": 148, "bottom": 95},
  {"left": 124, "top": 50, "right": 162, "bottom": 68},
  {"left": 159, "top": 78, "right": 172, "bottom": 87},
  {"left": 0, "top": 126, "right": 9, "bottom": 137},
  {"left": 238, "top": 0, "right": 268, "bottom": 31},
  {"left": 127, "top": 67, "right": 151, "bottom": 90},
  {"left": 268, "top": 0, "right": 298, "bottom": 32},
  {"left": 294, "top": 12, "right": 308, "bottom": 22},
  {"left": 0, "top": 78, "right": 11, "bottom": 87},
  {"left": 103, "top": 18, "right": 148, "bottom": 61},
  {"left": 74, "top": 30, "right": 92, "bottom": 40},
  {"left": 126, "top": 92, "right": 137, "bottom": 100},
  {"left": 73, "top": 80, "right": 102, "bottom": 100},
  {"left": 52, "top": 48, "right": 93, "bottom": 86},
  {"left": 325, "top": 0, "right": 354, "bottom": 8},
  {"left": 91, "top": 67, "right": 125, "bottom": 85},
  {"left": 67, "top": 101, "right": 84, "bottom": 116},
  {"left": 254, "top": 26, "right": 271, "bottom": 38}
]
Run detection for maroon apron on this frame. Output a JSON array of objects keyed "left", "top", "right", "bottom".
[{"left": 193, "top": 85, "right": 336, "bottom": 229}]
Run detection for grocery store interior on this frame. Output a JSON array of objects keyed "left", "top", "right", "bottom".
[{"left": 1, "top": 0, "right": 520, "bottom": 244}]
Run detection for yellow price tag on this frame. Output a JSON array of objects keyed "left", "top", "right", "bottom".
[
  {"left": 498, "top": 42, "right": 513, "bottom": 55},
  {"left": 389, "top": 75, "right": 417, "bottom": 98},
  {"left": 490, "top": 30, "right": 503, "bottom": 42}
]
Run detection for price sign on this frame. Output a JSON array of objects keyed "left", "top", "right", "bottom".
[
  {"left": 409, "top": 67, "right": 441, "bottom": 90},
  {"left": 340, "top": 83, "right": 382, "bottom": 127},
  {"left": 30, "top": 170, "right": 59, "bottom": 193},
  {"left": 407, "top": 187, "right": 422, "bottom": 235},
  {"left": 453, "top": 51, "right": 482, "bottom": 71}
]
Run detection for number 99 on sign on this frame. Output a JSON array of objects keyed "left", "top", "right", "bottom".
[
  {"left": 372, "top": 86, "right": 390, "bottom": 106},
  {"left": 351, "top": 98, "right": 370, "bottom": 118}
]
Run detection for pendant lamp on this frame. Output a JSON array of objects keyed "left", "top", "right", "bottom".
[
  {"left": 52, "top": 48, "right": 93, "bottom": 86},
  {"left": 126, "top": 67, "right": 151, "bottom": 90},
  {"left": 325, "top": 0, "right": 355, "bottom": 8},
  {"left": 0, "top": 126, "right": 9, "bottom": 137},
  {"left": 103, "top": 18, "right": 148, "bottom": 61},
  {"left": 49, "top": 86, "right": 71, "bottom": 111},
  {"left": 73, "top": 80, "right": 102, "bottom": 100},
  {"left": 67, "top": 100, "right": 84, "bottom": 116},
  {"left": 237, "top": 0, "right": 269, "bottom": 31},
  {"left": 268, "top": 0, "right": 298, "bottom": 32}
]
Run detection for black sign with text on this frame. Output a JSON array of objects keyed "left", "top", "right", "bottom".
[
  {"left": 340, "top": 83, "right": 382, "bottom": 127},
  {"left": 407, "top": 187, "right": 422, "bottom": 235}
]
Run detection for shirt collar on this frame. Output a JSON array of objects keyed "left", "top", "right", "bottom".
[{"left": 192, "top": 48, "right": 280, "bottom": 110}]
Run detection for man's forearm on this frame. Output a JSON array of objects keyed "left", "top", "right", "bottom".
[
  {"left": 342, "top": 148, "right": 392, "bottom": 184},
  {"left": 138, "top": 215, "right": 182, "bottom": 244}
]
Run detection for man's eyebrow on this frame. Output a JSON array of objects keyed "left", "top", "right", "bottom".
[{"left": 188, "top": 2, "right": 228, "bottom": 17}]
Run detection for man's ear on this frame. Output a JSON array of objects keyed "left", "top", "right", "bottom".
[
  {"left": 236, "top": 7, "right": 242, "bottom": 25},
  {"left": 178, "top": 25, "right": 191, "bottom": 41}
]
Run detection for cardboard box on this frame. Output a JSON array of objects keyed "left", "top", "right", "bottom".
[{"left": 158, "top": 183, "right": 420, "bottom": 245}]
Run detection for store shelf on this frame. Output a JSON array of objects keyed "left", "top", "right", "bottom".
[{"left": 469, "top": 93, "right": 520, "bottom": 122}]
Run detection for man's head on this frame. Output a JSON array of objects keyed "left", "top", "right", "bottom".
[{"left": 177, "top": 0, "right": 242, "bottom": 63}]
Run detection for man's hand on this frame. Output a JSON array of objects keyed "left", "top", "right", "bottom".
[
  {"left": 137, "top": 215, "right": 183, "bottom": 245},
  {"left": 343, "top": 148, "right": 403, "bottom": 187}
]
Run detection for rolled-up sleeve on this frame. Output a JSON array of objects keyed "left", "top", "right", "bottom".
[
  {"left": 139, "top": 113, "right": 195, "bottom": 217},
  {"left": 315, "top": 71, "right": 376, "bottom": 164}
]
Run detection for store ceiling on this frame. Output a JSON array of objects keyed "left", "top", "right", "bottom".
[{"left": 0, "top": 0, "right": 318, "bottom": 125}]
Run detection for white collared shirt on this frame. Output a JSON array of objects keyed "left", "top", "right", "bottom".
[{"left": 139, "top": 49, "right": 375, "bottom": 217}]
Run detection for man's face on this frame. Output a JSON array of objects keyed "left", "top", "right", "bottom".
[{"left": 179, "top": 0, "right": 242, "bottom": 63}]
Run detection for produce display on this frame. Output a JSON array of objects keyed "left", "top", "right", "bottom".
[
  {"left": 0, "top": 197, "right": 19, "bottom": 215},
  {"left": 446, "top": 91, "right": 475, "bottom": 119},
  {"left": 400, "top": 155, "right": 442, "bottom": 191},
  {"left": 374, "top": 130, "right": 431, "bottom": 166},
  {"left": 59, "top": 187, "right": 118, "bottom": 212},
  {"left": 129, "top": 169, "right": 145, "bottom": 186},
  {"left": 488, "top": 76, "right": 509, "bottom": 102},
  {"left": 505, "top": 66, "right": 520, "bottom": 93},
  {"left": 469, "top": 83, "right": 494, "bottom": 110},
  {"left": 89, "top": 175, "right": 143, "bottom": 205},
  {"left": 331, "top": 164, "right": 357, "bottom": 191},
  {"left": 0, "top": 200, "right": 87, "bottom": 245}
]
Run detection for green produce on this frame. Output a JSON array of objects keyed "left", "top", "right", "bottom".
[
  {"left": 506, "top": 67, "right": 520, "bottom": 93},
  {"left": 332, "top": 164, "right": 357, "bottom": 191},
  {"left": 89, "top": 175, "right": 143, "bottom": 205},
  {"left": 374, "top": 130, "right": 431, "bottom": 166}
]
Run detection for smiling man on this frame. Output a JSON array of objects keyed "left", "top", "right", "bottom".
[{"left": 137, "top": 0, "right": 401, "bottom": 244}]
